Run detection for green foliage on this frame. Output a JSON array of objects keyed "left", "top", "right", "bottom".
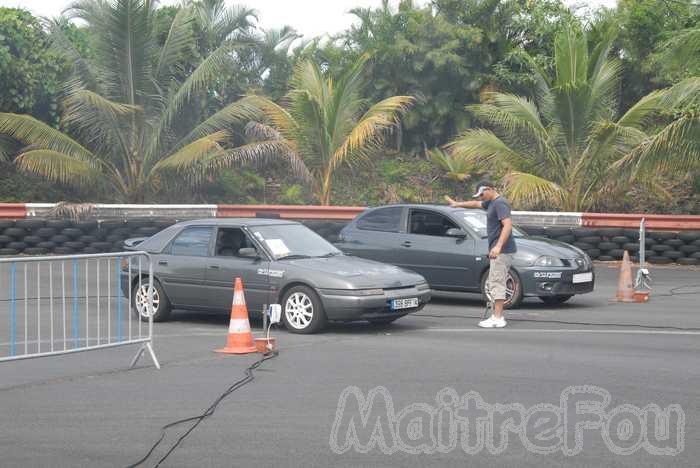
[
  {"left": 277, "top": 184, "right": 306, "bottom": 205},
  {"left": 0, "top": 8, "right": 67, "bottom": 126},
  {"left": 206, "top": 168, "right": 265, "bottom": 203}
]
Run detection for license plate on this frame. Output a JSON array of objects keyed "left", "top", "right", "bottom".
[
  {"left": 573, "top": 272, "right": 593, "bottom": 284},
  {"left": 391, "top": 298, "right": 419, "bottom": 310}
]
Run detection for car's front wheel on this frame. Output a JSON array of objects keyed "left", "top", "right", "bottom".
[
  {"left": 480, "top": 268, "right": 523, "bottom": 309},
  {"left": 281, "top": 286, "right": 327, "bottom": 334},
  {"left": 132, "top": 278, "right": 171, "bottom": 322},
  {"left": 539, "top": 295, "right": 573, "bottom": 305}
]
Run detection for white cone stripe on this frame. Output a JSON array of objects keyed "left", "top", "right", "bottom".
[
  {"left": 232, "top": 290, "right": 246, "bottom": 306},
  {"left": 228, "top": 318, "right": 251, "bottom": 334}
]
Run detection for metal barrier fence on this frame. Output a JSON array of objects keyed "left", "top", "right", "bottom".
[{"left": 0, "top": 251, "right": 159, "bottom": 369}]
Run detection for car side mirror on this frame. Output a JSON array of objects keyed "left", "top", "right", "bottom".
[
  {"left": 238, "top": 248, "right": 259, "bottom": 258},
  {"left": 445, "top": 228, "right": 468, "bottom": 238}
]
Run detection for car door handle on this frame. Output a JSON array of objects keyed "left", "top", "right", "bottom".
[
  {"left": 209, "top": 265, "right": 220, "bottom": 270},
  {"left": 158, "top": 260, "right": 168, "bottom": 266},
  {"left": 401, "top": 241, "right": 412, "bottom": 247}
]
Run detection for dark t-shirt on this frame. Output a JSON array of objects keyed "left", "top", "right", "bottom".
[{"left": 482, "top": 197, "right": 517, "bottom": 253}]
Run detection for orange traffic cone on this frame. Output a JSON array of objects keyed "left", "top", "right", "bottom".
[
  {"left": 615, "top": 251, "right": 635, "bottom": 303},
  {"left": 215, "top": 278, "right": 257, "bottom": 354}
]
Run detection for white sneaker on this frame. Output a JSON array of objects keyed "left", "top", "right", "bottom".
[{"left": 478, "top": 315, "right": 507, "bottom": 328}]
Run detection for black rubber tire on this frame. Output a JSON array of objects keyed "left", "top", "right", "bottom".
[
  {"left": 599, "top": 228, "right": 624, "bottom": 238},
  {"left": 480, "top": 268, "right": 523, "bottom": 309},
  {"left": 82, "top": 247, "right": 99, "bottom": 254},
  {"left": 662, "top": 250, "right": 683, "bottom": 260},
  {"left": 24, "top": 235, "right": 42, "bottom": 246},
  {"left": 126, "top": 219, "right": 151, "bottom": 229},
  {"left": 611, "top": 236, "right": 630, "bottom": 244},
  {"left": 598, "top": 255, "right": 615, "bottom": 262},
  {"left": 579, "top": 236, "right": 602, "bottom": 244},
  {"left": 91, "top": 242, "right": 113, "bottom": 252},
  {"left": 585, "top": 248, "right": 601, "bottom": 259},
  {"left": 608, "top": 249, "right": 625, "bottom": 259},
  {"left": 281, "top": 285, "right": 327, "bottom": 334},
  {"left": 50, "top": 234, "right": 70, "bottom": 244},
  {"left": 573, "top": 242, "right": 594, "bottom": 250},
  {"left": 4, "top": 227, "right": 25, "bottom": 238},
  {"left": 573, "top": 228, "right": 599, "bottom": 238},
  {"left": 61, "top": 228, "right": 83, "bottom": 239},
  {"left": 677, "top": 257, "right": 700, "bottom": 265},
  {"left": 37, "top": 241, "right": 56, "bottom": 250},
  {"left": 136, "top": 226, "right": 160, "bottom": 237},
  {"left": 0, "top": 235, "right": 13, "bottom": 245},
  {"left": 76, "top": 220, "right": 98, "bottom": 231},
  {"left": 7, "top": 241, "right": 26, "bottom": 251},
  {"left": 23, "top": 247, "right": 48, "bottom": 255},
  {"left": 79, "top": 235, "right": 97, "bottom": 244},
  {"left": 105, "top": 234, "right": 122, "bottom": 243},
  {"left": 554, "top": 235, "right": 576, "bottom": 244},
  {"left": 15, "top": 219, "right": 45, "bottom": 230},
  {"left": 651, "top": 244, "right": 672, "bottom": 252},
  {"left": 64, "top": 241, "right": 85, "bottom": 250},
  {"left": 648, "top": 256, "right": 672, "bottom": 264},
  {"left": 692, "top": 252, "right": 700, "bottom": 259},
  {"left": 664, "top": 238, "right": 684, "bottom": 247},
  {"left": 545, "top": 227, "right": 572, "bottom": 238},
  {"left": 111, "top": 228, "right": 131, "bottom": 238},
  {"left": 0, "top": 220, "right": 15, "bottom": 230},
  {"left": 131, "top": 278, "right": 172, "bottom": 322},
  {"left": 650, "top": 231, "right": 675, "bottom": 241},
  {"left": 679, "top": 245, "right": 700, "bottom": 254},
  {"left": 45, "top": 219, "right": 71, "bottom": 230},
  {"left": 598, "top": 242, "right": 619, "bottom": 251},
  {"left": 53, "top": 246, "right": 74, "bottom": 255},
  {"left": 693, "top": 239, "right": 700, "bottom": 247},
  {"left": 622, "top": 243, "right": 640, "bottom": 252},
  {"left": 678, "top": 231, "right": 700, "bottom": 242},
  {"left": 35, "top": 227, "right": 57, "bottom": 238},
  {"left": 623, "top": 229, "right": 640, "bottom": 240},
  {"left": 326, "top": 234, "right": 340, "bottom": 243},
  {"left": 0, "top": 248, "right": 19, "bottom": 256},
  {"left": 539, "top": 295, "right": 573, "bottom": 305}
]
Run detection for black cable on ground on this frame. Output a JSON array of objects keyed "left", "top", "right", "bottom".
[{"left": 127, "top": 350, "right": 279, "bottom": 468}]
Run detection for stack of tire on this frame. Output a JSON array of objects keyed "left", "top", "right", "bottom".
[
  {"left": 519, "top": 225, "right": 700, "bottom": 265},
  {"left": 0, "top": 219, "right": 176, "bottom": 256}
]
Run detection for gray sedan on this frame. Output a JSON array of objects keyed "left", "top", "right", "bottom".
[
  {"left": 335, "top": 204, "right": 595, "bottom": 307},
  {"left": 121, "top": 218, "right": 430, "bottom": 333}
]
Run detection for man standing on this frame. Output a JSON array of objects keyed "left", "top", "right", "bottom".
[{"left": 445, "top": 181, "right": 517, "bottom": 328}]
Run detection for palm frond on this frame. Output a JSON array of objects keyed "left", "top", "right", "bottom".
[
  {"left": 502, "top": 171, "right": 564, "bottom": 209},
  {"left": 173, "top": 96, "right": 264, "bottom": 150},
  {"left": 245, "top": 121, "right": 283, "bottom": 141},
  {"left": 446, "top": 129, "right": 534, "bottom": 170},
  {"left": 244, "top": 95, "right": 299, "bottom": 140},
  {"left": 0, "top": 113, "right": 94, "bottom": 160},
  {"left": 331, "top": 95, "right": 413, "bottom": 172},
  {"left": 152, "top": 131, "right": 228, "bottom": 174},
  {"left": 15, "top": 150, "right": 99, "bottom": 186},
  {"left": 155, "top": 6, "right": 196, "bottom": 84}
]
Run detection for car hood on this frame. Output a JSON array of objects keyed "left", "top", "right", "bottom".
[
  {"left": 278, "top": 255, "right": 426, "bottom": 288},
  {"left": 516, "top": 236, "right": 585, "bottom": 258}
]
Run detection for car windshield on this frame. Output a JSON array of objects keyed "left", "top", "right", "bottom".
[
  {"left": 249, "top": 224, "right": 342, "bottom": 260},
  {"left": 457, "top": 210, "right": 526, "bottom": 238}
]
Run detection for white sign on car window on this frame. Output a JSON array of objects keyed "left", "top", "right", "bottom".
[{"left": 265, "top": 238, "right": 290, "bottom": 257}]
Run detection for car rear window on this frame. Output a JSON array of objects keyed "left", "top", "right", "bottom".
[
  {"left": 169, "top": 226, "right": 212, "bottom": 256},
  {"left": 356, "top": 207, "right": 403, "bottom": 232}
]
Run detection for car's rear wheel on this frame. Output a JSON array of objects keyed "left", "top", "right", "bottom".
[
  {"left": 132, "top": 278, "right": 171, "bottom": 322},
  {"left": 480, "top": 268, "right": 523, "bottom": 309},
  {"left": 539, "top": 295, "right": 573, "bottom": 305},
  {"left": 282, "top": 286, "right": 327, "bottom": 334}
]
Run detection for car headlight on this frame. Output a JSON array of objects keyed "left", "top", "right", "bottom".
[
  {"left": 416, "top": 282, "right": 430, "bottom": 291},
  {"left": 534, "top": 255, "right": 565, "bottom": 267},
  {"left": 357, "top": 288, "right": 384, "bottom": 296}
]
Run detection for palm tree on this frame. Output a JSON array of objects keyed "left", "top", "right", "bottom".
[
  {"left": 0, "top": 0, "right": 263, "bottom": 202},
  {"left": 446, "top": 27, "right": 700, "bottom": 211},
  {"left": 239, "top": 55, "right": 414, "bottom": 205}
]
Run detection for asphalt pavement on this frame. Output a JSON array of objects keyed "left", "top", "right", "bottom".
[{"left": 0, "top": 264, "right": 699, "bottom": 467}]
